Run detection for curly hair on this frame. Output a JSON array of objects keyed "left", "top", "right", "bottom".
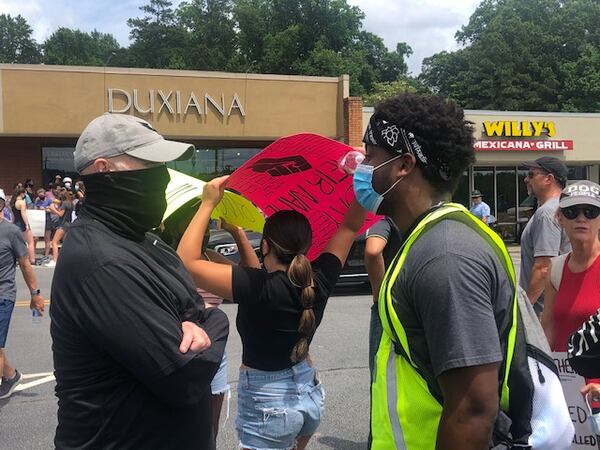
[{"left": 374, "top": 93, "right": 475, "bottom": 194}]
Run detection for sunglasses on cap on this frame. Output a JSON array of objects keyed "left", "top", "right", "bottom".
[{"left": 560, "top": 206, "right": 600, "bottom": 220}]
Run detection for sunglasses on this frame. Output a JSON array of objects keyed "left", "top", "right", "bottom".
[{"left": 561, "top": 206, "right": 600, "bottom": 220}]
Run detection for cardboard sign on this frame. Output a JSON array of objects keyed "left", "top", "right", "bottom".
[
  {"left": 28, "top": 209, "right": 46, "bottom": 237},
  {"left": 226, "top": 133, "right": 379, "bottom": 259},
  {"left": 553, "top": 352, "right": 599, "bottom": 449},
  {"left": 164, "top": 169, "right": 265, "bottom": 232}
]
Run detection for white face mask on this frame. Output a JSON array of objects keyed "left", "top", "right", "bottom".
[{"left": 64, "top": 182, "right": 72, "bottom": 189}]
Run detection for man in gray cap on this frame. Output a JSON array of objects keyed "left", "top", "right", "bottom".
[
  {"left": 520, "top": 156, "right": 571, "bottom": 314},
  {"left": 50, "top": 114, "right": 228, "bottom": 449}
]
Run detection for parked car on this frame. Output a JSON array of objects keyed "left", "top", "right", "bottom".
[{"left": 207, "top": 229, "right": 369, "bottom": 287}]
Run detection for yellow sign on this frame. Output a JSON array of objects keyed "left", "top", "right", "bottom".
[
  {"left": 164, "top": 169, "right": 266, "bottom": 232},
  {"left": 483, "top": 121, "right": 555, "bottom": 137}
]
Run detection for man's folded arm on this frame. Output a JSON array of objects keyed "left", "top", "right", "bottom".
[{"left": 77, "top": 263, "right": 229, "bottom": 407}]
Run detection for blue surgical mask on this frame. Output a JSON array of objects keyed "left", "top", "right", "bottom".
[{"left": 353, "top": 155, "right": 403, "bottom": 214}]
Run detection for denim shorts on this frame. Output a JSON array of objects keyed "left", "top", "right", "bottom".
[
  {"left": 236, "top": 360, "right": 325, "bottom": 450},
  {"left": 211, "top": 351, "right": 230, "bottom": 395},
  {"left": 0, "top": 299, "right": 16, "bottom": 348}
]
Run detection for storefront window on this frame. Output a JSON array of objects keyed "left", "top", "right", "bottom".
[
  {"left": 42, "top": 147, "right": 78, "bottom": 185},
  {"left": 473, "top": 167, "right": 495, "bottom": 213},
  {"left": 167, "top": 148, "right": 262, "bottom": 180},
  {"left": 453, "top": 170, "right": 470, "bottom": 208},
  {"left": 495, "top": 167, "right": 517, "bottom": 241},
  {"left": 568, "top": 166, "right": 588, "bottom": 181},
  {"left": 42, "top": 146, "right": 263, "bottom": 184}
]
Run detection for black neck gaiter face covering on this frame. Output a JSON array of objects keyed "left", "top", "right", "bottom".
[{"left": 80, "top": 165, "right": 170, "bottom": 242}]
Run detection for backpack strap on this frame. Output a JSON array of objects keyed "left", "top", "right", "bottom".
[{"left": 550, "top": 253, "right": 569, "bottom": 291}]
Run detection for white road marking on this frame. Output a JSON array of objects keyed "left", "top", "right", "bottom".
[
  {"left": 21, "top": 372, "right": 54, "bottom": 380},
  {"left": 14, "top": 375, "right": 55, "bottom": 391}
]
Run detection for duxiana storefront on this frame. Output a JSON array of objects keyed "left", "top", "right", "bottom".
[
  {"left": 365, "top": 108, "right": 600, "bottom": 241},
  {"left": 0, "top": 64, "right": 359, "bottom": 191},
  {"left": 2, "top": 64, "right": 599, "bottom": 244}
]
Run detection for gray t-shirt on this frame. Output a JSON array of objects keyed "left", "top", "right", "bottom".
[
  {"left": 519, "top": 196, "right": 570, "bottom": 311},
  {"left": 0, "top": 220, "right": 28, "bottom": 302},
  {"left": 391, "top": 219, "right": 513, "bottom": 398}
]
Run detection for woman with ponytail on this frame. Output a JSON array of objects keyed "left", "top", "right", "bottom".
[{"left": 178, "top": 176, "right": 366, "bottom": 450}]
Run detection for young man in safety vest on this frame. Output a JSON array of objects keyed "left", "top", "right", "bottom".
[{"left": 354, "top": 93, "right": 515, "bottom": 450}]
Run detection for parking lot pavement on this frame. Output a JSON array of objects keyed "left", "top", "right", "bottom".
[
  {"left": 2, "top": 266, "right": 373, "bottom": 449},
  {"left": 2, "top": 249, "right": 522, "bottom": 449}
]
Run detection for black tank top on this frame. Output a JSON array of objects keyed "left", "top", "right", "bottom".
[{"left": 12, "top": 205, "right": 24, "bottom": 227}]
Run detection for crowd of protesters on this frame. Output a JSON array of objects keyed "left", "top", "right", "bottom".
[
  {"left": 0, "top": 176, "right": 84, "bottom": 267},
  {"left": 2, "top": 95, "right": 600, "bottom": 450}
]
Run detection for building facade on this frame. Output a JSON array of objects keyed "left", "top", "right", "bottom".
[
  {"left": 364, "top": 107, "right": 600, "bottom": 241},
  {"left": 0, "top": 64, "right": 357, "bottom": 191},
  {"left": 2, "top": 63, "right": 599, "bottom": 243}
]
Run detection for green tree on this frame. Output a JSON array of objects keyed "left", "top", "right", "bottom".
[
  {"left": 177, "top": 0, "right": 240, "bottom": 71},
  {"left": 232, "top": 0, "right": 411, "bottom": 95},
  {"left": 0, "top": 14, "right": 42, "bottom": 63},
  {"left": 420, "top": 0, "right": 600, "bottom": 112},
  {"left": 43, "top": 28, "right": 121, "bottom": 66},
  {"left": 363, "top": 78, "right": 431, "bottom": 106},
  {"left": 127, "top": 0, "right": 189, "bottom": 69}
]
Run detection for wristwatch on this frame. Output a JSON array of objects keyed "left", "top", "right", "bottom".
[{"left": 31, "top": 289, "right": 41, "bottom": 296}]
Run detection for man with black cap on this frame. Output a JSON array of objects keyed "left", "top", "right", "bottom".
[
  {"left": 50, "top": 113, "right": 228, "bottom": 449},
  {"left": 520, "top": 156, "right": 571, "bottom": 315},
  {"left": 469, "top": 189, "right": 491, "bottom": 224}
]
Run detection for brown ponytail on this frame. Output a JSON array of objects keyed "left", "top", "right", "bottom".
[
  {"left": 262, "top": 210, "right": 316, "bottom": 363},
  {"left": 288, "top": 254, "right": 316, "bottom": 362}
]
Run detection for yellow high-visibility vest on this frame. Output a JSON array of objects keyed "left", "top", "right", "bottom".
[{"left": 370, "top": 203, "right": 518, "bottom": 450}]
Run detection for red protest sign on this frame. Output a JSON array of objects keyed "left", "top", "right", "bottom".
[{"left": 227, "top": 133, "right": 379, "bottom": 259}]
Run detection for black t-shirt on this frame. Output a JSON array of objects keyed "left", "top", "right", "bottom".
[
  {"left": 50, "top": 217, "right": 228, "bottom": 450},
  {"left": 231, "top": 252, "right": 342, "bottom": 371}
]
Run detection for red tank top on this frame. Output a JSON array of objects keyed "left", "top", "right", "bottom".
[
  {"left": 553, "top": 253, "right": 600, "bottom": 351},
  {"left": 553, "top": 253, "right": 600, "bottom": 391}
]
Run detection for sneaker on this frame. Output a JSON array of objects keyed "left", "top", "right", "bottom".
[
  {"left": 0, "top": 370, "right": 22, "bottom": 399},
  {"left": 44, "top": 260, "right": 56, "bottom": 267}
]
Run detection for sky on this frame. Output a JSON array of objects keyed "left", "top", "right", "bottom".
[{"left": 0, "top": 0, "right": 481, "bottom": 74}]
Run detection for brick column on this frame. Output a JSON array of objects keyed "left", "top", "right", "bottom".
[{"left": 343, "top": 97, "right": 363, "bottom": 148}]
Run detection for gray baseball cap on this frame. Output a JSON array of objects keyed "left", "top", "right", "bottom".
[
  {"left": 559, "top": 180, "right": 600, "bottom": 209},
  {"left": 74, "top": 113, "right": 194, "bottom": 172}
]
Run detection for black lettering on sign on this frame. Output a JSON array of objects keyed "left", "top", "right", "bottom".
[
  {"left": 329, "top": 186, "right": 354, "bottom": 219},
  {"left": 554, "top": 357, "right": 575, "bottom": 374},
  {"left": 278, "top": 185, "right": 318, "bottom": 212},
  {"left": 319, "top": 160, "right": 350, "bottom": 183},
  {"left": 251, "top": 156, "right": 311, "bottom": 177},
  {"left": 306, "top": 171, "right": 336, "bottom": 195},
  {"left": 577, "top": 406, "right": 588, "bottom": 424},
  {"left": 570, "top": 405, "right": 577, "bottom": 423},
  {"left": 573, "top": 433, "right": 597, "bottom": 445},
  {"left": 321, "top": 209, "right": 343, "bottom": 229}
]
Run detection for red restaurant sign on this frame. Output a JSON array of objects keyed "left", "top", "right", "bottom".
[{"left": 474, "top": 140, "right": 574, "bottom": 151}]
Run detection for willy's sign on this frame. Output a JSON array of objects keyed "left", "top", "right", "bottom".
[{"left": 476, "top": 119, "right": 574, "bottom": 151}]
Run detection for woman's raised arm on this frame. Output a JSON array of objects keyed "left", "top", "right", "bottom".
[{"left": 177, "top": 176, "right": 234, "bottom": 300}]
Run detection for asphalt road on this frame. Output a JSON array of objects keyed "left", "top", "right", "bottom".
[
  {"left": 1, "top": 251, "right": 521, "bottom": 450},
  {"left": 0, "top": 267, "right": 373, "bottom": 450}
]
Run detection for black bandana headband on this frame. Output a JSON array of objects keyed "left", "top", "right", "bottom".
[{"left": 363, "top": 114, "right": 451, "bottom": 181}]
